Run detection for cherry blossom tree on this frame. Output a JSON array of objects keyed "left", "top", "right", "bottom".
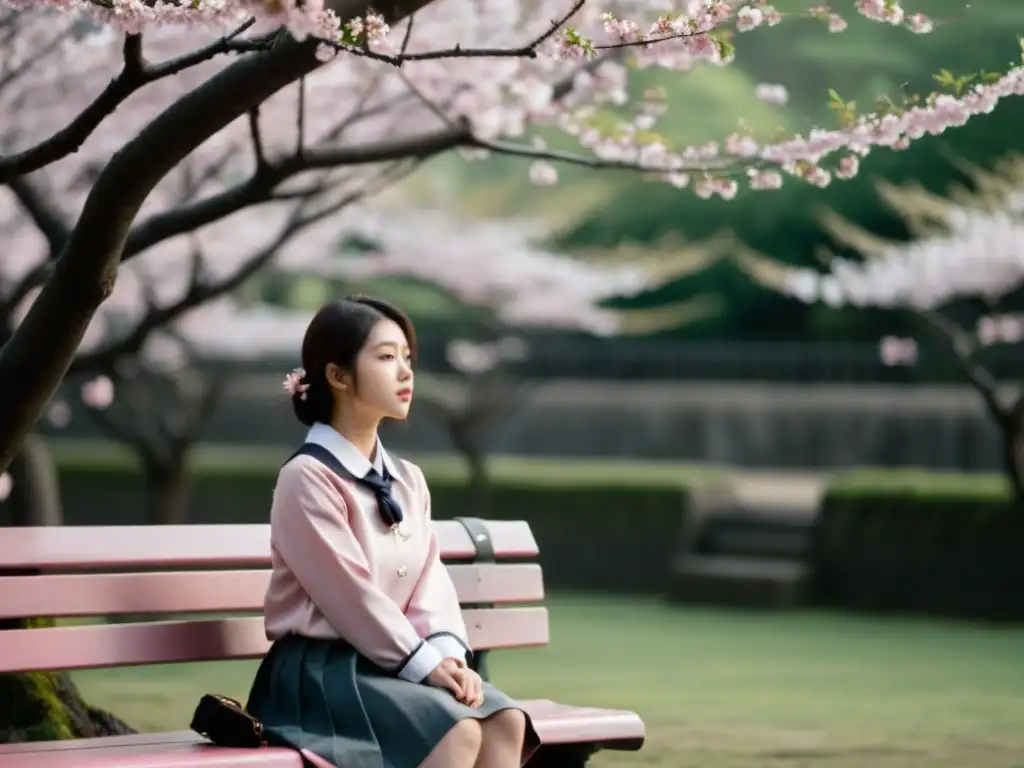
[
  {"left": 1, "top": 0, "right": 1022, "bottom": 481},
  {"left": 0, "top": 4, "right": 418, "bottom": 526},
  {"left": 0, "top": 123, "right": 403, "bottom": 527},
  {"left": 735, "top": 158, "right": 1024, "bottom": 501},
  {"left": 3, "top": 173, "right": 388, "bottom": 523}
]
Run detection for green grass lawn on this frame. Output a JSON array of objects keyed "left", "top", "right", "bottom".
[{"left": 74, "top": 595, "right": 1024, "bottom": 767}]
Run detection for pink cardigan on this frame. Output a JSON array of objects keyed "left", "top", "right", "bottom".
[{"left": 264, "top": 423, "right": 470, "bottom": 682}]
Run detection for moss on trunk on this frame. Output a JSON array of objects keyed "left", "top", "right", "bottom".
[{"left": 0, "top": 670, "right": 136, "bottom": 743}]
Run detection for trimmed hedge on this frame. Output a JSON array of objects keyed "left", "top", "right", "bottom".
[
  {"left": 812, "top": 469, "right": 1024, "bottom": 621},
  {"left": 50, "top": 441, "right": 730, "bottom": 595}
]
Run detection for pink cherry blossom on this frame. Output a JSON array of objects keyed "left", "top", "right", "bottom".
[
  {"left": 275, "top": 205, "right": 696, "bottom": 336},
  {"left": 977, "top": 314, "right": 1024, "bottom": 347},
  {"left": 736, "top": 6, "right": 764, "bottom": 31},
  {"left": 47, "top": 400, "right": 72, "bottom": 428},
  {"left": 80, "top": 376, "right": 115, "bottom": 409},
  {"left": 529, "top": 161, "right": 559, "bottom": 185},
  {"left": 773, "top": 199, "right": 1024, "bottom": 312},
  {"left": 1, "top": 0, "right": 1000, "bottom": 210},
  {"left": 755, "top": 83, "right": 789, "bottom": 105},
  {"left": 446, "top": 340, "right": 504, "bottom": 375},
  {"left": 445, "top": 337, "right": 529, "bottom": 375},
  {"left": 879, "top": 335, "right": 917, "bottom": 366},
  {"left": 835, "top": 155, "right": 860, "bottom": 179},
  {"left": 282, "top": 368, "right": 310, "bottom": 398}
]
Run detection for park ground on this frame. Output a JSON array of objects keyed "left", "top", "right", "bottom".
[{"left": 73, "top": 594, "right": 1024, "bottom": 768}]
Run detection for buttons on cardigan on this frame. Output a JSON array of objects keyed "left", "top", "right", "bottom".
[{"left": 397, "top": 566, "right": 408, "bottom": 578}]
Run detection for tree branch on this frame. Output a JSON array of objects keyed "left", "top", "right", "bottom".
[
  {"left": 85, "top": 400, "right": 155, "bottom": 464},
  {"left": 296, "top": 76, "right": 307, "bottom": 156},
  {"left": 112, "top": 51, "right": 618, "bottom": 262},
  {"left": 249, "top": 106, "right": 269, "bottom": 171},
  {"left": 175, "top": 371, "right": 230, "bottom": 451},
  {"left": 469, "top": 135, "right": 731, "bottom": 174},
  {"left": 0, "top": 18, "right": 262, "bottom": 184},
  {"left": 121, "top": 130, "right": 464, "bottom": 259},
  {"left": 0, "top": 26, "right": 67, "bottom": 93},
  {"left": 14, "top": 42, "right": 621, "bottom": 305},
  {"left": 5, "top": 177, "right": 70, "bottom": 255},
  {"left": 73, "top": 161, "right": 414, "bottom": 374},
  {"left": 399, "top": 59, "right": 730, "bottom": 176},
  {"left": 915, "top": 308, "right": 1010, "bottom": 428},
  {"left": 332, "top": 0, "right": 583, "bottom": 65},
  {"left": 333, "top": 0, "right": 737, "bottom": 67},
  {"left": 0, "top": 0, "right": 438, "bottom": 473},
  {"left": 9, "top": 146, "right": 247, "bottom": 300}
]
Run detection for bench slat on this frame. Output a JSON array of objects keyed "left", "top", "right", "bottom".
[
  {"left": 0, "top": 700, "right": 644, "bottom": 766},
  {"left": 0, "top": 564, "right": 544, "bottom": 619},
  {"left": 0, "top": 745, "right": 301, "bottom": 768},
  {"left": 524, "top": 699, "right": 646, "bottom": 749},
  {"left": 0, "top": 521, "right": 538, "bottom": 570},
  {"left": 0, "top": 609, "right": 549, "bottom": 674}
]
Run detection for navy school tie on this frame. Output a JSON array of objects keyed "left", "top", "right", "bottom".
[
  {"left": 355, "top": 466, "right": 405, "bottom": 528},
  {"left": 288, "top": 443, "right": 404, "bottom": 529}
]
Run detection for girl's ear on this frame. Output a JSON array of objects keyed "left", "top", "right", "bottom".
[{"left": 325, "top": 363, "right": 353, "bottom": 391}]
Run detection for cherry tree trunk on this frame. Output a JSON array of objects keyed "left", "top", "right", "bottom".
[
  {"left": 449, "top": 428, "right": 491, "bottom": 512},
  {"left": 0, "top": 435, "right": 135, "bottom": 743},
  {"left": 999, "top": 422, "right": 1024, "bottom": 509},
  {"left": 100, "top": 452, "right": 191, "bottom": 626},
  {"left": 142, "top": 452, "right": 189, "bottom": 526},
  {"left": 1, "top": 434, "right": 62, "bottom": 528}
]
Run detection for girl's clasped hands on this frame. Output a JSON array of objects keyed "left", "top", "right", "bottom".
[{"left": 425, "top": 657, "right": 484, "bottom": 708}]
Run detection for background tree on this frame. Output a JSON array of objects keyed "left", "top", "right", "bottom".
[
  {"left": 1, "top": 0, "right": 1019, "bottom": 476},
  {"left": 734, "top": 155, "right": 1024, "bottom": 501}
]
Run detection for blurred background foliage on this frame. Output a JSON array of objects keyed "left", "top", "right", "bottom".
[{"left": 362, "top": 0, "right": 1024, "bottom": 341}]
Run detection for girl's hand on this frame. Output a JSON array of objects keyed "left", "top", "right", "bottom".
[
  {"left": 425, "top": 662, "right": 465, "bottom": 700},
  {"left": 450, "top": 667, "right": 484, "bottom": 708}
]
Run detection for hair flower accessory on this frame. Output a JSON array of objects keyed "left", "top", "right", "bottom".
[{"left": 283, "top": 367, "right": 310, "bottom": 400}]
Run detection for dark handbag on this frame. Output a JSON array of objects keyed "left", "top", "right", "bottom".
[{"left": 190, "top": 693, "right": 268, "bottom": 748}]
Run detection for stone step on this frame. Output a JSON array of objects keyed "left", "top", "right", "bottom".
[
  {"left": 697, "top": 513, "right": 814, "bottom": 560},
  {"left": 666, "top": 555, "right": 809, "bottom": 610}
]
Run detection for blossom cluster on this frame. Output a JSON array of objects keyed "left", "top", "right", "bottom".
[
  {"left": 777, "top": 199, "right": 1024, "bottom": 311},
  {"left": 7, "top": 0, "right": 1015, "bottom": 201},
  {"left": 274, "top": 205, "right": 685, "bottom": 336}
]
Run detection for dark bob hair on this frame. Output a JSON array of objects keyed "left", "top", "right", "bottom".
[{"left": 292, "top": 295, "right": 417, "bottom": 427}]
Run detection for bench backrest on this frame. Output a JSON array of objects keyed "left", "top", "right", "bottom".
[{"left": 0, "top": 521, "right": 548, "bottom": 674}]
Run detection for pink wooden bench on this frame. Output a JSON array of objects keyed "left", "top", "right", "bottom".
[{"left": 0, "top": 520, "right": 644, "bottom": 767}]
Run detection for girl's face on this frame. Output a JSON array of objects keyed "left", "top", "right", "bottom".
[{"left": 347, "top": 318, "right": 414, "bottom": 420}]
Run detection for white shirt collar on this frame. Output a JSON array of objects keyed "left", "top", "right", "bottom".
[{"left": 304, "top": 423, "right": 400, "bottom": 480}]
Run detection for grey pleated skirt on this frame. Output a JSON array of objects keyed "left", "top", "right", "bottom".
[{"left": 245, "top": 635, "right": 540, "bottom": 768}]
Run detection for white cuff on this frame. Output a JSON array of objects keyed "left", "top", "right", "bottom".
[
  {"left": 397, "top": 641, "right": 444, "bottom": 683},
  {"left": 428, "top": 633, "right": 469, "bottom": 664}
]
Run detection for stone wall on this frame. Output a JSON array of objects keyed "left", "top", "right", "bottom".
[{"left": 50, "top": 377, "right": 999, "bottom": 471}]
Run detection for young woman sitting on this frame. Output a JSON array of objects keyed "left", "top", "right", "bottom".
[{"left": 245, "top": 295, "right": 539, "bottom": 768}]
